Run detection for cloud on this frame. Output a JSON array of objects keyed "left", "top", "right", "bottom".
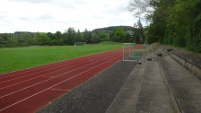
[
  {"left": 8, "top": 0, "right": 51, "bottom": 4},
  {"left": 37, "top": 14, "right": 54, "bottom": 20},
  {"left": 0, "top": 0, "right": 137, "bottom": 33},
  {"left": 0, "top": 15, "right": 6, "bottom": 19},
  {"left": 20, "top": 17, "right": 31, "bottom": 21}
]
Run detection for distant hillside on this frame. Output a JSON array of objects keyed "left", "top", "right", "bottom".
[{"left": 92, "top": 26, "right": 136, "bottom": 32}]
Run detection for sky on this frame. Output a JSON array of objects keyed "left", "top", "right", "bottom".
[{"left": 0, "top": 0, "right": 140, "bottom": 33}]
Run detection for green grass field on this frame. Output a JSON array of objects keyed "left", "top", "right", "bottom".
[{"left": 0, "top": 42, "right": 122, "bottom": 74}]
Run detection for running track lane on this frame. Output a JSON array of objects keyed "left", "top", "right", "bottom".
[{"left": 0, "top": 49, "right": 123, "bottom": 113}]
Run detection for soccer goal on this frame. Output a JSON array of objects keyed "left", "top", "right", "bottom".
[
  {"left": 123, "top": 43, "right": 141, "bottom": 62},
  {"left": 74, "top": 42, "right": 86, "bottom": 46}
]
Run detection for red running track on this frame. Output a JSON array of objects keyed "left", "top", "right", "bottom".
[{"left": 0, "top": 49, "right": 123, "bottom": 113}]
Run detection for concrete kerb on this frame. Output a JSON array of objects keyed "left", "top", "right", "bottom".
[
  {"left": 106, "top": 44, "right": 162, "bottom": 112},
  {"left": 105, "top": 54, "right": 147, "bottom": 113},
  {"left": 107, "top": 44, "right": 200, "bottom": 113},
  {"left": 162, "top": 48, "right": 201, "bottom": 80},
  {"left": 167, "top": 51, "right": 201, "bottom": 80},
  {"left": 156, "top": 47, "right": 182, "bottom": 113},
  {"left": 133, "top": 47, "right": 177, "bottom": 113},
  {"left": 106, "top": 43, "right": 176, "bottom": 113},
  {"left": 157, "top": 46, "right": 201, "bottom": 113}
]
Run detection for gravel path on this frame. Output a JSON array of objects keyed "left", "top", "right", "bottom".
[{"left": 36, "top": 61, "right": 136, "bottom": 113}]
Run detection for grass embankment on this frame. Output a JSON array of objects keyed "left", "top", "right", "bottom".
[{"left": 0, "top": 42, "right": 122, "bottom": 74}]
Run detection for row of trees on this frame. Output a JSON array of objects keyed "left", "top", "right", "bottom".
[
  {"left": 0, "top": 26, "right": 142, "bottom": 47},
  {"left": 0, "top": 28, "right": 92, "bottom": 47},
  {"left": 129, "top": 0, "right": 201, "bottom": 52},
  {"left": 96, "top": 27, "right": 134, "bottom": 43}
]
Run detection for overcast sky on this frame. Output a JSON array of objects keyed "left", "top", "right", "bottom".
[{"left": 0, "top": 0, "right": 139, "bottom": 33}]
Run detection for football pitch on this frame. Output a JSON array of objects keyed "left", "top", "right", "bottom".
[{"left": 0, "top": 42, "right": 122, "bottom": 74}]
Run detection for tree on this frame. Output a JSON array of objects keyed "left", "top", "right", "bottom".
[
  {"left": 55, "top": 31, "right": 62, "bottom": 39},
  {"left": 128, "top": 0, "right": 153, "bottom": 18},
  {"left": 83, "top": 29, "right": 92, "bottom": 43},
  {"left": 33, "top": 32, "right": 49, "bottom": 45},
  {"left": 91, "top": 32, "right": 100, "bottom": 43},
  {"left": 54, "top": 31, "right": 63, "bottom": 45},
  {"left": 0, "top": 33, "right": 9, "bottom": 47},
  {"left": 145, "top": 0, "right": 175, "bottom": 44},
  {"left": 75, "top": 29, "right": 83, "bottom": 42},
  {"left": 134, "top": 19, "right": 145, "bottom": 43},
  {"left": 14, "top": 32, "right": 33, "bottom": 46},
  {"left": 0, "top": 36, "right": 5, "bottom": 47},
  {"left": 46, "top": 32, "right": 54, "bottom": 40},
  {"left": 133, "top": 0, "right": 201, "bottom": 52},
  {"left": 23, "top": 32, "right": 33, "bottom": 45},
  {"left": 98, "top": 33, "right": 108, "bottom": 41},
  {"left": 185, "top": 0, "right": 201, "bottom": 51},
  {"left": 47, "top": 32, "right": 57, "bottom": 45},
  {"left": 111, "top": 27, "right": 126, "bottom": 42},
  {"left": 64, "top": 27, "right": 76, "bottom": 45},
  {"left": 124, "top": 33, "right": 133, "bottom": 43}
]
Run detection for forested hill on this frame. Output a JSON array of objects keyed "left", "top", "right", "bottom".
[{"left": 92, "top": 26, "right": 135, "bottom": 32}]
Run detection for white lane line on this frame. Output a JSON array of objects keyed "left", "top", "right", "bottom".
[
  {"left": 0, "top": 57, "right": 97, "bottom": 90},
  {"left": 0, "top": 52, "right": 122, "bottom": 99},
  {"left": 0, "top": 52, "right": 116, "bottom": 90},
  {"left": 0, "top": 53, "right": 122, "bottom": 112},
  {"left": 0, "top": 60, "right": 81, "bottom": 83},
  {"left": 0, "top": 49, "right": 119, "bottom": 79},
  {"left": 0, "top": 51, "right": 110, "bottom": 84},
  {"left": 0, "top": 49, "right": 118, "bottom": 78},
  {"left": 0, "top": 50, "right": 116, "bottom": 83},
  {"left": 50, "top": 89, "right": 69, "bottom": 92},
  {"left": 0, "top": 52, "right": 95, "bottom": 78}
]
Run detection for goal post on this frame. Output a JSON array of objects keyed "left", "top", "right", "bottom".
[
  {"left": 74, "top": 42, "right": 86, "bottom": 46},
  {"left": 123, "top": 43, "right": 141, "bottom": 62}
]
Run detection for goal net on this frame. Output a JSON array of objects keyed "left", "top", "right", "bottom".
[
  {"left": 74, "top": 42, "right": 86, "bottom": 46},
  {"left": 123, "top": 43, "right": 141, "bottom": 62}
]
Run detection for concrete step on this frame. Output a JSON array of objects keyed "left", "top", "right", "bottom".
[
  {"left": 158, "top": 48, "right": 201, "bottom": 113},
  {"left": 134, "top": 51, "right": 175, "bottom": 113},
  {"left": 106, "top": 54, "right": 147, "bottom": 113},
  {"left": 106, "top": 50, "right": 176, "bottom": 113},
  {"left": 161, "top": 46, "right": 201, "bottom": 80}
]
